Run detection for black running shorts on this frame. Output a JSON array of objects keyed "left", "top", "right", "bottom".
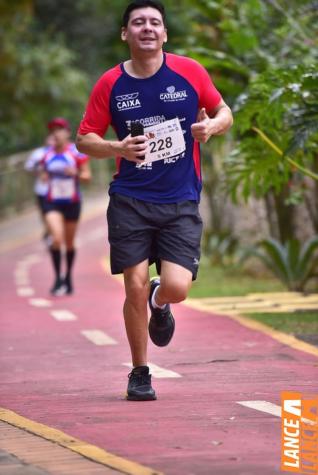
[
  {"left": 36, "top": 195, "right": 47, "bottom": 215},
  {"left": 107, "top": 193, "right": 203, "bottom": 280},
  {"left": 42, "top": 200, "right": 81, "bottom": 221}
]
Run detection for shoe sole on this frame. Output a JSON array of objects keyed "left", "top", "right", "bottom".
[
  {"left": 126, "top": 393, "right": 157, "bottom": 401},
  {"left": 148, "top": 277, "right": 175, "bottom": 347},
  {"left": 149, "top": 314, "right": 175, "bottom": 347},
  {"left": 51, "top": 286, "right": 67, "bottom": 297}
]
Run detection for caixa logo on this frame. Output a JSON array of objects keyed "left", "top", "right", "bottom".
[
  {"left": 160, "top": 86, "right": 188, "bottom": 102},
  {"left": 115, "top": 93, "right": 141, "bottom": 111}
]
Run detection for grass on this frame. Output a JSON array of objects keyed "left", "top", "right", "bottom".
[
  {"left": 246, "top": 312, "right": 318, "bottom": 335},
  {"left": 188, "top": 259, "right": 285, "bottom": 298},
  {"left": 150, "top": 259, "right": 284, "bottom": 298},
  {"left": 150, "top": 259, "right": 318, "bottom": 340}
]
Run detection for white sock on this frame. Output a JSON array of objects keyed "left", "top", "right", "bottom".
[{"left": 151, "top": 285, "right": 167, "bottom": 310}]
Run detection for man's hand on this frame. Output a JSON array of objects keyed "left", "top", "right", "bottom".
[
  {"left": 191, "top": 108, "right": 217, "bottom": 144},
  {"left": 76, "top": 132, "right": 149, "bottom": 161},
  {"left": 39, "top": 170, "right": 49, "bottom": 182},
  {"left": 118, "top": 134, "right": 148, "bottom": 163},
  {"left": 191, "top": 104, "right": 233, "bottom": 143},
  {"left": 64, "top": 167, "right": 78, "bottom": 177}
]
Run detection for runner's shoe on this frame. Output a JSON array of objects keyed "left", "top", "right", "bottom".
[
  {"left": 126, "top": 366, "right": 157, "bottom": 401},
  {"left": 63, "top": 276, "right": 73, "bottom": 295},
  {"left": 148, "top": 277, "right": 175, "bottom": 347},
  {"left": 50, "top": 278, "right": 67, "bottom": 296}
]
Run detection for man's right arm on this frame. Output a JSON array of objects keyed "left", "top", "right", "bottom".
[
  {"left": 77, "top": 69, "right": 148, "bottom": 163},
  {"left": 25, "top": 148, "right": 44, "bottom": 172},
  {"left": 76, "top": 132, "right": 122, "bottom": 159},
  {"left": 76, "top": 132, "right": 148, "bottom": 164}
]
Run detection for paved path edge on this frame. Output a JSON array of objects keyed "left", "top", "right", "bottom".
[{"left": 0, "top": 407, "right": 163, "bottom": 475}]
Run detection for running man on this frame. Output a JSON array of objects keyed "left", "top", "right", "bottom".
[
  {"left": 42, "top": 117, "right": 91, "bottom": 296},
  {"left": 77, "top": 0, "right": 233, "bottom": 400}
]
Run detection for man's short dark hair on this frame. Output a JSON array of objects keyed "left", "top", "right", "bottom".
[{"left": 122, "top": 0, "right": 166, "bottom": 27}]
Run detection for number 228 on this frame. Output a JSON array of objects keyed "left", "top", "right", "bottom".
[{"left": 149, "top": 136, "right": 173, "bottom": 153}]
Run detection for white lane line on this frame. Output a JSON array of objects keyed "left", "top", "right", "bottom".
[
  {"left": 14, "top": 269, "right": 28, "bottom": 278},
  {"left": 29, "top": 298, "right": 52, "bottom": 308},
  {"left": 16, "top": 262, "right": 28, "bottom": 270},
  {"left": 237, "top": 400, "right": 281, "bottom": 417},
  {"left": 237, "top": 400, "right": 316, "bottom": 426},
  {"left": 81, "top": 330, "right": 118, "bottom": 346},
  {"left": 19, "top": 254, "right": 41, "bottom": 265},
  {"left": 50, "top": 310, "right": 77, "bottom": 321},
  {"left": 17, "top": 287, "right": 35, "bottom": 297},
  {"left": 15, "top": 277, "right": 30, "bottom": 286},
  {"left": 148, "top": 363, "right": 182, "bottom": 378},
  {"left": 15, "top": 270, "right": 28, "bottom": 278},
  {"left": 123, "top": 362, "right": 182, "bottom": 378}
]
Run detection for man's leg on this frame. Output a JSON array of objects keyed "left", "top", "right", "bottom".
[
  {"left": 44, "top": 211, "right": 65, "bottom": 294},
  {"left": 123, "top": 260, "right": 156, "bottom": 401},
  {"left": 154, "top": 260, "right": 193, "bottom": 306},
  {"left": 123, "top": 259, "right": 150, "bottom": 368},
  {"left": 148, "top": 260, "right": 193, "bottom": 347},
  {"left": 64, "top": 220, "right": 78, "bottom": 294}
]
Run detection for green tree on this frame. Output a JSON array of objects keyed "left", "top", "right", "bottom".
[
  {"left": 180, "top": 0, "right": 318, "bottom": 242},
  {"left": 0, "top": 0, "right": 191, "bottom": 153},
  {"left": 0, "top": 1, "right": 89, "bottom": 154},
  {"left": 33, "top": 0, "right": 192, "bottom": 80},
  {"left": 225, "top": 65, "right": 318, "bottom": 191}
]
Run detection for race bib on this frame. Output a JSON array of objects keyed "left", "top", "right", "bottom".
[
  {"left": 144, "top": 117, "right": 185, "bottom": 163},
  {"left": 51, "top": 178, "right": 75, "bottom": 200}
]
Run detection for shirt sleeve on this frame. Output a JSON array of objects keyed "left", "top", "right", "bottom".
[
  {"left": 24, "top": 147, "right": 46, "bottom": 171},
  {"left": 196, "top": 63, "right": 222, "bottom": 112},
  {"left": 78, "top": 66, "right": 122, "bottom": 137},
  {"left": 165, "top": 54, "right": 222, "bottom": 113},
  {"left": 71, "top": 144, "right": 89, "bottom": 166},
  {"left": 76, "top": 153, "right": 89, "bottom": 167}
]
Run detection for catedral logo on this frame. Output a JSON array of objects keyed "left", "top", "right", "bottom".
[
  {"left": 116, "top": 92, "right": 141, "bottom": 111},
  {"left": 160, "top": 85, "right": 188, "bottom": 102},
  {"left": 281, "top": 391, "right": 318, "bottom": 474}
]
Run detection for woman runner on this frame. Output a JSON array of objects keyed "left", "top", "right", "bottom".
[{"left": 42, "top": 117, "right": 91, "bottom": 295}]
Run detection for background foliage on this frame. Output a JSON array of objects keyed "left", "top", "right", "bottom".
[
  {"left": 2, "top": 1, "right": 317, "bottom": 154},
  {"left": 0, "top": 0, "right": 190, "bottom": 154},
  {"left": 1, "top": 1, "right": 317, "bottom": 270}
]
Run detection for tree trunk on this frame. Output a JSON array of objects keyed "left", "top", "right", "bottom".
[
  {"left": 304, "top": 154, "right": 318, "bottom": 233},
  {"left": 274, "top": 185, "right": 296, "bottom": 243},
  {"left": 264, "top": 191, "right": 280, "bottom": 240},
  {"left": 202, "top": 152, "right": 227, "bottom": 234}
]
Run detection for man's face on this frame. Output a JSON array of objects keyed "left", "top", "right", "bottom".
[
  {"left": 121, "top": 7, "right": 167, "bottom": 54},
  {"left": 50, "top": 127, "right": 70, "bottom": 146}
]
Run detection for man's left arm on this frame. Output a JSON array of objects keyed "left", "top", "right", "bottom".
[{"left": 191, "top": 99, "right": 233, "bottom": 144}]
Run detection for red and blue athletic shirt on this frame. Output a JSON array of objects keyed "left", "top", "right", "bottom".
[
  {"left": 42, "top": 143, "right": 88, "bottom": 203},
  {"left": 78, "top": 53, "right": 222, "bottom": 203}
]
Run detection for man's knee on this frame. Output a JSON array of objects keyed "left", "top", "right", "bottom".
[
  {"left": 160, "top": 278, "right": 191, "bottom": 303},
  {"left": 51, "top": 235, "right": 63, "bottom": 248},
  {"left": 124, "top": 273, "right": 150, "bottom": 307}
]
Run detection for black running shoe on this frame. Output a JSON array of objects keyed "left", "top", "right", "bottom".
[
  {"left": 126, "top": 366, "right": 157, "bottom": 401},
  {"left": 63, "top": 276, "right": 73, "bottom": 295},
  {"left": 148, "top": 278, "right": 175, "bottom": 347},
  {"left": 50, "top": 278, "right": 66, "bottom": 296}
]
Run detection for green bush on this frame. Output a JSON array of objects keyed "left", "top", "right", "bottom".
[
  {"left": 242, "top": 237, "right": 318, "bottom": 291},
  {"left": 203, "top": 230, "right": 240, "bottom": 267}
]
